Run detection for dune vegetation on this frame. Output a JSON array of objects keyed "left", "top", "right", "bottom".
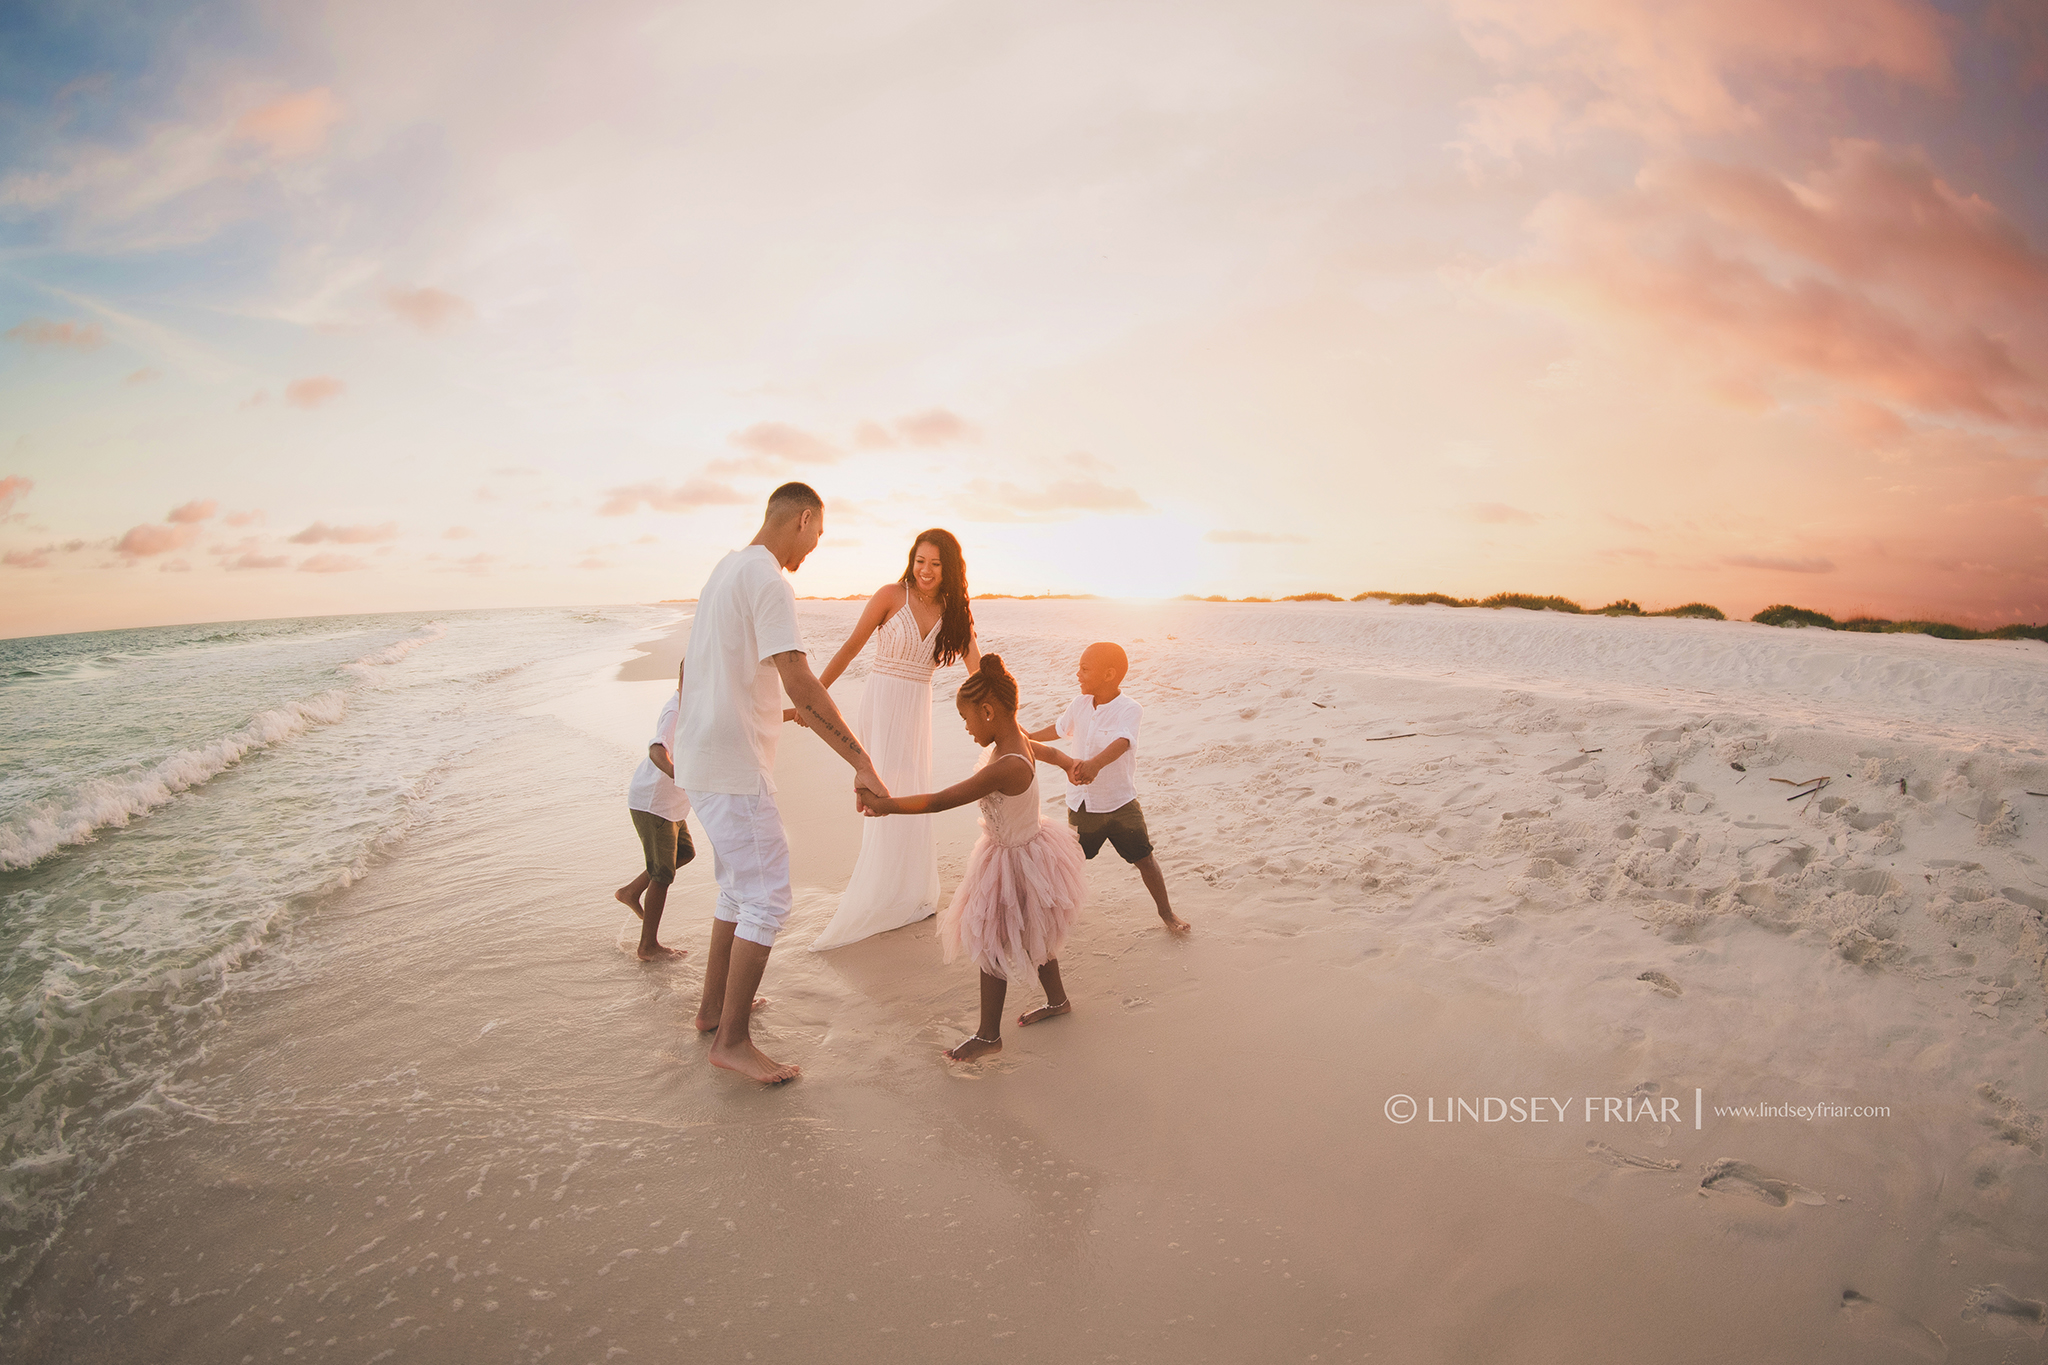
[{"left": 1167, "top": 590, "right": 2044, "bottom": 641}]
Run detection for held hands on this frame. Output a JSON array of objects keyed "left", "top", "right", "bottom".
[
  {"left": 853, "top": 762, "right": 891, "bottom": 816},
  {"left": 1069, "top": 757, "right": 1099, "bottom": 786},
  {"left": 783, "top": 706, "right": 812, "bottom": 729}
]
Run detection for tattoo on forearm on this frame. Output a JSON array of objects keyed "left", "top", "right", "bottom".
[{"left": 801, "top": 701, "right": 869, "bottom": 764}]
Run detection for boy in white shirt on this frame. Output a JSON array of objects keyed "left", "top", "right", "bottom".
[
  {"left": 616, "top": 660, "right": 694, "bottom": 961},
  {"left": 1027, "top": 641, "right": 1190, "bottom": 933}
]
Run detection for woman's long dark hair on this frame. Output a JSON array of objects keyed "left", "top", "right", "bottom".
[{"left": 901, "top": 528, "right": 974, "bottom": 666}]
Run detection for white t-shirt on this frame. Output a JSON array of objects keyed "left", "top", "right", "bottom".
[
  {"left": 627, "top": 690, "right": 692, "bottom": 821},
  {"left": 676, "top": 545, "right": 805, "bottom": 796},
  {"left": 1056, "top": 691, "right": 1142, "bottom": 813}
]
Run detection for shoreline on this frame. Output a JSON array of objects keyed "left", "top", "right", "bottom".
[{"left": 9, "top": 599, "right": 2045, "bottom": 1362}]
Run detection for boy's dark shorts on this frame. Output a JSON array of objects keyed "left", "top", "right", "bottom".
[
  {"left": 1068, "top": 800, "right": 1153, "bottom": 863},
  {"left": 630, "top": 808, "right": 696, "bottom": 885}
]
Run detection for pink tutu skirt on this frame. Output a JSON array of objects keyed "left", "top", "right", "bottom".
[{"left": 938, "top": 822, "right": 1087, "bottom": 981}]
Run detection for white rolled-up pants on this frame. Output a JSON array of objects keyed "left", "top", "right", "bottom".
[{"left": 684, "top": 789, "right": 794, "bottom": 948}]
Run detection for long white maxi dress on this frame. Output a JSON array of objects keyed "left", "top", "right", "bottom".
[{"left": 809, "top": 592, "right": 944, "bottom": 949}]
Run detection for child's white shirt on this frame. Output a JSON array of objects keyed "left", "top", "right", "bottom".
[
  {"left": 628, "top": 691, "right": 692, "bottom": 821},
  {"left": 1055, "top": 692, "right": 1141, "bottom": 813}
]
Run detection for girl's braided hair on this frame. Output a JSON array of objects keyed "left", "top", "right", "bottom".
[{"left": 956, "top": 653, "right": 1018, "bottom": 714}]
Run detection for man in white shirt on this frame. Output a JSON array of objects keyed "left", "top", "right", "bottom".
[
  {"left": 616, "top": 659, "right": 694, "bottom": 961},
  {"left": 677, "top": 482, "right": 884, "bottom": 1083},
  {"left": 1028, "top": 641, "right": 1190, "bottom": 933}
]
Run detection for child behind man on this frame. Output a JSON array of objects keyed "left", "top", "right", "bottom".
[
  {"left": 615, "top": 660, "right": 694, "bottom": 961},
  {"left": 1027, "top": 641, "right": 1190, "bottom": 933}
]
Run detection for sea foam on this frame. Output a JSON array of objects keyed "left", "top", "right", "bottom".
[{"left": 0, "top": 690, "right": 351, "bottom": 870}]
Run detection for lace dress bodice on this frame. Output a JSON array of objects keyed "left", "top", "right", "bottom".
[
  {"left": 871, "top": 590, "right": 940, "bottom": 683},
  {"left": 977, "top": 753, "right": 1041, "bottom": 848}
]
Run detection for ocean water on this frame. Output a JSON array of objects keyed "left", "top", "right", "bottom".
[{"left": 0, "top": 605, "right": 679, "bottom": 1301}]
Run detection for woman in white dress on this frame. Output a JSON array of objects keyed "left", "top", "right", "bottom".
[{"left": 802, "top": 530, "right": 979, "bottom": 950}]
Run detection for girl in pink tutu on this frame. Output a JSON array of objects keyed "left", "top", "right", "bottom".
[{"left": 856, "top": 655, "right": 1087, "bottom": 1061}]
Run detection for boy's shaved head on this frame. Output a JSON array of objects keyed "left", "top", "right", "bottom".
[{"left": 1082, "top": 641, "right": 1127, "bottom": 680}]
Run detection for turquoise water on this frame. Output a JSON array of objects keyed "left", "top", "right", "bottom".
[{"left": 0, "top": 605, "right": 676, "bottom": 1299}]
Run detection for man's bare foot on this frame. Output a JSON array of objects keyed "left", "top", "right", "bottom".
[
  {"left": 615, "top": 886, "right": 645, "bottom": 918},
  {"left": 1159, "top": 911, "right": 1191, "bottom": 933},
  {"left": 945, "top": 1034, "right": 1003, "bottom": 1062},
  {"left": 707, "top": 1038, "right": 800, "bottom": 1083},
  {"left": 637, "top": 943, "right": 687, "bottom": 962},
  {"left": 694, "top": 997, "right": 769, "bottom": 1032},
  {"left": 1017, "top": 999, "right": 1070, "bottom": 1026}
]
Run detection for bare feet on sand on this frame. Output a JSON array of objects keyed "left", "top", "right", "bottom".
[
  {"left": 1017, "top": 999, "right": 1071, "bottom": 1026},
  {"left": 637, "top": 943, "right": 687, "bottom": 962},
  {"left": 694, "top": 998, "right": 769, "bottom": 1032},
  {"left": 945, "top": 1034, "right": 1003, "bottom": 1062},
  {"left": 708, "top": 1038, "right": 800, "bottom": 1083},
  {"left": 615, "top": 886, "right": 644, "bottom": 918},
  {"left": 1160, "top": 910, "right": 1192, "bottom": 933}
]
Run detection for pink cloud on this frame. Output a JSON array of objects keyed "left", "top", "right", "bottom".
[
  {"left": 6, "top": 318, "right": 104, "bottom": 350},
  {"left": 289, "top": 521, "right": 398, "bottom": 544},
  {"left": 443, "top": 525, "right": 474, "bottom": 539},
  {"left": 386, "top": 286, "right": 475, "bottom": 333},
  {"left": 1454, "top": 0, "right": 1950, "bottom": 144},
  {"left": 578, "top": 558, "right": 612, "bottom": 569},
  {"left": 124, "top": 367, "right": 160, "bottom": 385},
  {"left": 298, "top": 553, "right": 368, "bottom": 573},
  {"left": 3, "top": 546, "right": 53, "bottom": 569},
  {"left": 231, "top": 552, "right": 289, "bottom": 570},
  {"left": 167, "top": 499, "right": 218, "bottom": 524},
  {"left": 893, "top": 408, "right": 978, "bottom": 447},
  {"left": 285, "top": 376, "right": 345, "bottom": 409},
  {"left": 0, "top": 476, "right": 30, "bottom": 517},
  {"left": 730, "top": 421, "right": 839, "bottom": 465},
  {"left": 1486, "top": 146, "right": 2048, "bottom": 426},
  {"left": 115, "top": 523, "right": 201, "bottom": 557},
  {"left": 223, "top": 509, "right": 264, "bottom": 527},
  {"left": 231, "top": 89, "right": 341, "bottom": 158},
  {"left": 597, "top": 480, "right": 747, "bottom": 516}
]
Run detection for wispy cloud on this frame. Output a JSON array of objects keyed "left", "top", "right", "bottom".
[
  {"left": 299, "top": 553, "right": 369, "bottom": 573},
  {"left": 386, "top": 286, "right": 475, "bottom": 333},
  {"left": 729, "top": 422, "right": 839, "bottom": 465},
  {"left": 0, "top": 477, "right": 31, "bottom": 517},
  {"left": 167, "top": 499, "right": 217, "bottom": 524},
  {"left": 285, "top": 376, "right": 345, "bottom": 409},
  {"left": 288, "top": 521, "right": 399, "bottom": 544},
  {"left": 597, "top": 479, "right": 747, "bottom": 516},
  {"left": 115, "top": 523, "right": 202, "bottom": 557},
  {"left": 229, "top": 552, "right": 289, "bottom": 570},
  {"left": 6, "top": 318, "right": 104, "bottom": 350}
]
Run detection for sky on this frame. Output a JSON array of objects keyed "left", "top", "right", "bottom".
[{"left": 3, "top": 0, "right": 2046, "bottom": 637}]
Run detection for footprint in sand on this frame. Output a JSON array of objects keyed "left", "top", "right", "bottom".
[
  {"left": 1698, "top": 1157, "right": 1827, "bottom": 1206},
  {"left": 1839, "top": 1290, "right": 1948, "bottom": 1361},
  {"left": 1638, "top": 970, "right": 1683, "bottom": 997},
  {"left": 1585, "top": 1140, "right": 1681, "bottom": 1172},
  {"left": 1961, "top": 1285, "right": 2047, "bottom": 1341}
]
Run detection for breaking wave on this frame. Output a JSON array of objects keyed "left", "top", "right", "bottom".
[{"left": 0, "top": 691, "right": 350, "bottom": 871}]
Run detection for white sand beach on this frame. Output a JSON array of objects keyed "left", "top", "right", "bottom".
[{"left": 11, "top": 599, "right": 2047, "bottom": 1364}]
